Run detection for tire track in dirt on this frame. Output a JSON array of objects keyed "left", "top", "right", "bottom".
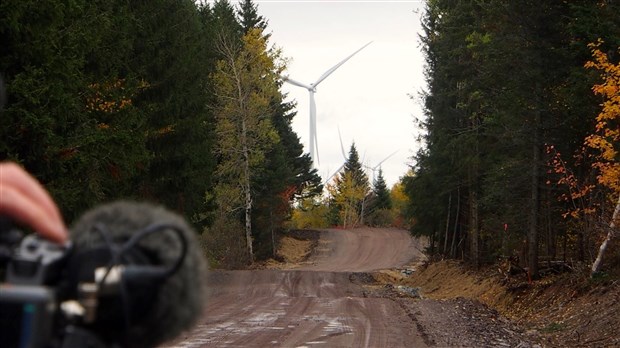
[{"left": 164, "top": 228, "right": 426, "bottom": 348}]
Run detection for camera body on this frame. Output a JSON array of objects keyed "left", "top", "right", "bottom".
[
  {"left": 0, "top": 232, "right": 94, "bottom": 348},
  {"left": 0, "top": 228, "right": 165, "bottom": 348},
  {"left": 0, "top": 202, "right": 200, "bottom": 348}
]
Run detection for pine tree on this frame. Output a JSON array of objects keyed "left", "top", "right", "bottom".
[
  {"left": 125, "top": 0, "right": 214, "bottom": 225},
  {"left": 236, "top": 0, "right": 268, "bottom": 34},
  {"left": 342, "top": 142, "right": 370, "bottom": 191},
  {"left": 252, "top": 94, "right": 322, "bottom": 259},
  {"left": 373, "top": 169, "right": 392, "bottom": 210},
  {"left": 365, "top": 168, "right": 393, "bottom": 227},
  {"left": 330, "top": 143, "right": 370, "bottom": 227},
  {"left": 211, "top": 0, "right": 243, "bottom": 39}
]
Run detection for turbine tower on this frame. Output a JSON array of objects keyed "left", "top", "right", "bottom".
[{"left": 282, "top": 41, "right": 372, "bottom": 167}]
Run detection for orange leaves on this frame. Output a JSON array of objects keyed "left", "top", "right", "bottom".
[
  {"left": 546, "top": 38, "right": 620, "bottom": 221},
  {"left": 151, "top": 124, "right": 176, "bottom": 138},
  {"left": 545, "top": 144, "right": 597, "bottom": 219},
  {"left": 585, "top": 40, "right": 620, "bottom": 194},
  {"left": 85, "top": 78, "right": 149, "bottom": 115}
]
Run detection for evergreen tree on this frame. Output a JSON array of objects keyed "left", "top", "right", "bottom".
[
  {"left": 211, "top": 0, "right": 243, "bottom": 41},
  {"left": 342, "top": 142, "right": 370, "bottom": 191},
  {"left": 126, "top": 0, "right": 215, "bottom": 225},
  {"left": 252, "top": 93, "right": 322, "bottom": 259},
  {"left": 409, "top": 0, "right": 620, "bottom": 269},
  {"left": 0, "top": 0, "right": 151, "bottom": 221},
  {"left": 372, "top": 169, "right": 392, "bottom": 211},
  {"left": 365, "top": 168, "right": 392, "bottom": 226},
  {"left": 236, "top": 0, "right": 268, "bottom": 35},
  {"left": 330, "top": 143, "right": 370, "bottom": 227}
]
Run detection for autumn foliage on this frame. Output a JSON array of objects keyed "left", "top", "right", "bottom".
[{"left": 584, "top": 40, "right": 620, "bottom": 194}]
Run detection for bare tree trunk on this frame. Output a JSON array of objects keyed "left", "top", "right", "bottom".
[
  {"left": 469, "top": 188, "right": 479, "bottom": 268},
  {"left": 444, "top": 193, "right": 452, "bottom": 255},
  {"left": 242, "top": 118, "right": 254, "bottom": 262},
  {"left": 528, "top": 109, "right": 541, "bottom": 278},
  {"left": 270, "top": 210, "right": 275, "bottom": 258},
  {"left": 591, "top": 194, "right": 620, "bottom": 276},
  {"left": 469, "top": 124, "right": 480, "bottom": 268},
  {"left": 343, "top": 203, "right": 348, "bottom": 229},
  {"left": 451, "top": 187, "right": 460, "bottom": 258},
  {"left": 360, "top": 195, "right": 367, "bottom": 226}
]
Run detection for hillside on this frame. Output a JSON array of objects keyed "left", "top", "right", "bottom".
[{"left": 386, "top": 259, "right": 620, "bottom": 347}]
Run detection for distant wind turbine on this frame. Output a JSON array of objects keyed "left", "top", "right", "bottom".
[
  {"left": 282, "top": 41, "right": 372, "bottom": 167},
  {"left": 365, "top": 150, "right": 398, "bottom": 184}
]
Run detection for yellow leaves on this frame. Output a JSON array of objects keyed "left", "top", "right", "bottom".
[
  {"left": 585, "top": 134, "right": 617, "bottom": 161},
  {"left": 593, "top": 162, "right": 620, "bottom": 193}
]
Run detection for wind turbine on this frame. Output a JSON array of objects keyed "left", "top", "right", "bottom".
[
  {"left": 366, "top": 150, "right": 398, "bottom": 184},
  {"left": 282, "top": 41, "right": 372, "bottom": 167}
]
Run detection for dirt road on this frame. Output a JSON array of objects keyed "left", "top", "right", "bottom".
[
  {"left": 165, "top": 228, "right": 427, "bottom": 347},
  {"left": 165, "top": 228, "right": 540, "bottom": 347}
]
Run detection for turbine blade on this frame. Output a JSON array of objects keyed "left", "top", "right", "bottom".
[
  {"left": 313, "top": 41, "right": 372, "bottom": 87},
  {"left": 324, "top": 163, "right": 345, "bottom": 186},
  {"left": 337, "top": 126, "right": 347, "bottom": 159},
  {"left": 373, "top": 150, "right": 399, "bottom": 170},
  {"left": 282, "top": 75, "right": 313, "bottom": 90}
]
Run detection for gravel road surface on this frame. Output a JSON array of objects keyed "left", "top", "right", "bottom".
[{"left": 164, "top": 228, "right": 427, "bottom": 347}]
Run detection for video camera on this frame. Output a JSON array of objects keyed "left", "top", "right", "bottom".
[{"left": 0, "top": 210, "right": 192, "bottom": 348}]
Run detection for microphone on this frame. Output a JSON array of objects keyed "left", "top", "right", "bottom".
[{"left": 68, "top": 201, "right": 207, "bottom": 348}]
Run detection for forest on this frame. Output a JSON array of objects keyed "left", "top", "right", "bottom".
[
  {"left": 406, "top": 0, "right": 620, "bottom": 278},
  {"left": 0, "top": 0, "right": 328, "bottom": 267},
  {"left": 2, "top": 0, "right": 620, "bottom": 276}
]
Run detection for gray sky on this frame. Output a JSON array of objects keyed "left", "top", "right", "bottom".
[{"left": 256, "top": 0, "right": 427, "bottom": 188}]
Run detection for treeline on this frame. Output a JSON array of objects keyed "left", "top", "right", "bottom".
[
  {"left": 0, "top": 0, "right": 321, "bottom": 266},
  {"left": 291, "top": 142, "right": 404, "bottom": 230},
  {"left": 406, "top": 0, "right": 620, "bottom": 276}
]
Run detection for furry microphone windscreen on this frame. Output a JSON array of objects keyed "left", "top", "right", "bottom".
[{"left": 69, "top": 201, "right": 207, "bottom": 348}]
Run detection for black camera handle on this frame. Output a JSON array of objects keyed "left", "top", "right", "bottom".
[{"left": 1, "top": 219, "right": 189, "bottom": 348}]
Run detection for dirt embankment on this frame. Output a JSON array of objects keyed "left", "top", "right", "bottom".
[{"left": 389, "top": 259, "right": 620, "bottom": 347}]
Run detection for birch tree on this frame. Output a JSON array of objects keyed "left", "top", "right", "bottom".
[{"left": 211, "top": 28, "right": 281, "bottom": 262}]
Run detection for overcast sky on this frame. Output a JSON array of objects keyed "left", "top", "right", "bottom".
[{"left": 253, "top": 0, "right": 427, "bottom": 188}]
